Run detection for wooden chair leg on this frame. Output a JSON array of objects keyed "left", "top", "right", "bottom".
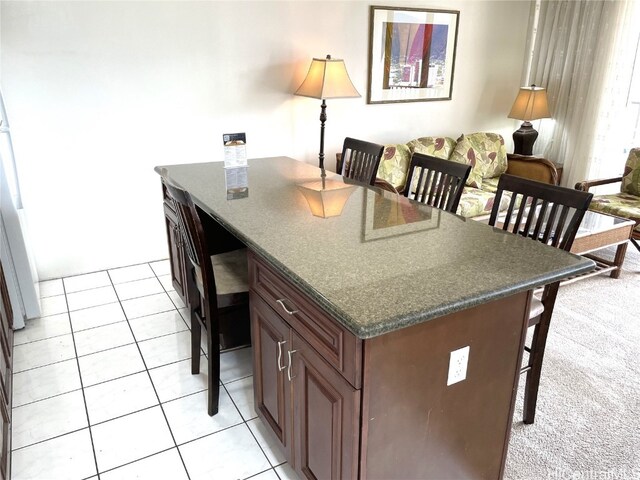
[
  {"left": 188, "top": 270, "right": 201, "bottom": 375},
  {"left": 207, "top": 317, "right": 221, "bottom": 417},
  {"left": 631, "top": 237, "right": 639, "bottom": 252},
  {"left": 523, "top": 284, "right": 559, "bottom": 424},
  {"left": 522, "top": 325, "right": 545, "bottom": 425},
  {"left": 191, "top": 315, "right": 201, "bottom": 375}
]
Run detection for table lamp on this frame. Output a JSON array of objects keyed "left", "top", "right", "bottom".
[
  {"left": 295, "top": 55, "right": 360, "bottom": 170},
  {"left": 508, "top": 84, "right": 551, "bottom": 156}
]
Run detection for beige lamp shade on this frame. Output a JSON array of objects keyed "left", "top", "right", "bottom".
[
  {"left": 295, "top": 55, "right": 360, "bottom": 100},
  {"left": 508, "top": 85, "right": 551, "bottom": 121}
]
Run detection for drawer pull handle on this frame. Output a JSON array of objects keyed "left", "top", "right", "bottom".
[
  {"left": 277, "top": 341, "right": 287, "bottom": 371},
  {"left": 276, "top": 299, "right": 298, "bottom": 315},
  {"left": 287, "top": 350, "right": 298, "bottom": 381}
]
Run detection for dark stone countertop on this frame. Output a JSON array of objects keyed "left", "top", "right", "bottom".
[{"left": 156, "top": 157, "right": 594, "bottom": 339}]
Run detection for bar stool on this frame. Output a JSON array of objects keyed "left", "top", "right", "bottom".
[
  {"left": 488, "top": 174, "right": 593, "bottom": 424},
  {"left": 162, "top": 174, "right": 250, "bottom": 416}
]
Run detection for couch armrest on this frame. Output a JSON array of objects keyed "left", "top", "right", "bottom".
[
  {"left": 506, "top": 154, "right": 559, "bottom": 185},
  {"left": 574, "top": 176, "right": 623, "bottom": 191}
]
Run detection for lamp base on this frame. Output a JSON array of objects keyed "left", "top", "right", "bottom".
[
  {"left": 319, "top": 99, "right": 327, "bottom": 169},
  {"left": 512, "top": 121, "right": 539, "bottom": 156}
]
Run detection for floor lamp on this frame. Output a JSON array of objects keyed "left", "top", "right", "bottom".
[
  {"left": 508, "top": 85, "right": 551, "bottom": 156},
  {"left": 295, "top": 55, "right": 360, "bottom": 170}
]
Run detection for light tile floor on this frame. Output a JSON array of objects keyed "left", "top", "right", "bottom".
[{"left": 11, "top": 259, "right": 298, "bottom": 480}]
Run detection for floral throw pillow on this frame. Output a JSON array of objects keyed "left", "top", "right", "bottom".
[
  {"left": 406, "top": 136, "right": 456, "bottom": 159},
  {"left": 450, "top": 133, "right": 508, "bottom": 189},
  {"left": 621, "top": 148, "right": 640, "bottom": 196},
  {"left": 377, "top": 144, "right": 412, "bottom": 190}
]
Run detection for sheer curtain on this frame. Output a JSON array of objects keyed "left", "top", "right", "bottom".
[{"left": 524, "top": 0, "right": 640, "bottom": 188}]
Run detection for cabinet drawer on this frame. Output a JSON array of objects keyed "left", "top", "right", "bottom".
[{"left": 249, "top": 252, "right": 362, "bottom": 389}]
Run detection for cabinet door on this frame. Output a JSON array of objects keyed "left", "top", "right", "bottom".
[
  {"left": 0, "top": 298, "right": 10, "bottom": 409},
  {"left": 164, "top": 211, "right": 186, "bottom": 301},
  {"left": 0, "top": 396, "right": 8, "bottom": 480},
  {"left": 250, "top": 293, "right": 293, "bottom": 461},
  {"left": 0, "top": 263, "right": 11, "bottom": 480},
  {"left": 291, "top": 331, "right": 360, "bottom": 480}
]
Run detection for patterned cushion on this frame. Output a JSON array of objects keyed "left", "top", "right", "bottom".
[
  {"left": 621, "top": 148, "right": 640, "bottom": 196},
  {"left": 589, "top": 193, "right": 640, "bottom": 234},
  {"left": 406, "top": 136, "right": 457, "bottom": 159},
  {"left": 450, "top": 133, "right": 508, "bottom": 189},
  {"left": 377, "top": 144, "right": 412, "bottom": 190},
  {"left": 480, "top": 176, "right": 500, "bottom": 194},
  {"left": 456, "top": 186, "right": 512, "bottom": 218}
]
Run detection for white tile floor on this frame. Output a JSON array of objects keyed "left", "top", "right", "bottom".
[{"left": 11, "top": 259, "right": 298, "bottom": 480}]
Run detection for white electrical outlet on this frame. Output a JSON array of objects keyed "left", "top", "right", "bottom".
[{"left": 447, "top": 346, "right": 470, "bottom": 386}]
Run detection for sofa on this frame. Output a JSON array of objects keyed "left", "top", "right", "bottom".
[
  {"left": 575, "top": 148, "right": 640, "bottom": 251},
  {"left": 373, "top": 132, "right": 559, "bottom": 219}
]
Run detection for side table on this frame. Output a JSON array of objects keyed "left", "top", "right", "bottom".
[{"left": 568, "top": 210, "right": 634, "bottom": 280}]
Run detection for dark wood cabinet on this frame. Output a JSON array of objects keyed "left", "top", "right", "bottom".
[
  {"left": 249, "top": 251, "right": 361, "bottom": 479},
  {"left": 162, "top": 181, "right": 188, "bottom": 304},
  {"left": 250, "top": 293, "right": 292, "bottom": 460},
  {"left": 0, "top": 262, "right": 13, "bottom": 480},
  {"left": 291, "top": 330, "right": 360, "bottom": 480},
  {"left": 250, "top": 255, "right": 361, "bottom": 480},
  {"left": 252, "top": 291, "right": 360, "bottom": 479},
  {"left": 249, "top": 251, "right": 531, "bottom": 480}
]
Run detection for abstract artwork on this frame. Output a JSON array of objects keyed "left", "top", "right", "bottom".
[{"left": 368, "top": 6, "right": 460, "bottom": 104}]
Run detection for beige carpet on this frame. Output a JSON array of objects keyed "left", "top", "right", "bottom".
[{"left": 504, "top": 245, "right": 640, "bottom": 479}]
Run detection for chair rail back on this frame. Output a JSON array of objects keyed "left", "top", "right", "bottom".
[
  {"left": 489, "top": 174, "right": 593, "bottom": 252},
  {"left": 340, "top": 137, "right": 384, "bottom": 186},
  {"left": 162, "top": 175, "right": 219, "bottom": 313},
  {"left": 404, "top": 153, "right": 471, "bottom": 213}
]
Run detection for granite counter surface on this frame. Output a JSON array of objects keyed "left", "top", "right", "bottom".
[{"left": 156, "top": 157, "right": 594, "bottom": 339}]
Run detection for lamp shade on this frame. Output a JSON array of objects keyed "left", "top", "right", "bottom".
[
  {"left": 295, "top": 55, "right": 360, "bottom": 100},
  {"left": 508, "top": 85, "right": 551, "bottom": 121}
]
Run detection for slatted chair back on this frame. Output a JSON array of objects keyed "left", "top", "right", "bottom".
[
  {"left": 489, "top": 174, "right": 593, "bottom": 251},
  {"left": 340, "top": 137, "right": 384, "bottom": 186},
  {"left": 404, "top": 153, "right": 471, "bottom": 213},
  {"left": 487, "top": 174, "right": 593, "bottom": 424},
  {"left": 162, "top": 181, "right": 219, "bottom": 313}
]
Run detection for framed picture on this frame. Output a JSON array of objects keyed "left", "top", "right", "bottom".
[{"left": 367, "top": 6, "right": 460, "bottom": 104}]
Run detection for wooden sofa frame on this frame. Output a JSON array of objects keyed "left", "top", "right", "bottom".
[
  {"left": 505, "top": 154, "right": 559, "bottom": 186},
  {"left": 336, "top": 153, "right": 559, "bottom": 192}
]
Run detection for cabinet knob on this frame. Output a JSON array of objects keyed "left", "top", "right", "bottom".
[{"left": 276, "top": 299, "right": 299, "bottom": 316}]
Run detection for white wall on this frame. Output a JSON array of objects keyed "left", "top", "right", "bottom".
[{"left": 0, "top": 0, "right": 530, "bottom": 280}]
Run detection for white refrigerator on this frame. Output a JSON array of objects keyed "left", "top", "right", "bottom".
[{"left": 0, "top": 88, "right": 40, "bottom": 328}]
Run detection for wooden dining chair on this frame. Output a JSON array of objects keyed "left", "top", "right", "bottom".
[
  {"left": 489, "top": 174, "right": 593, "bottom": 424},
  {"left": 403, "top": 153, "right": 471, "bottom": 213},
  {"left": 340, "top": 137, "right": 385, "bottom": 186},
  {"left": 162, "top": 175, "right": 250, "bottom": 416}
]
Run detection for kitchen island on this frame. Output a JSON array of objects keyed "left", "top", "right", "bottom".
[{"left": 156, "top": 157, "right": 593, "bottom": 479}]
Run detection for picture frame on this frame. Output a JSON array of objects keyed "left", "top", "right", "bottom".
[{"left": 367, "top": 5, "right": 460, "bottom": 104}]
